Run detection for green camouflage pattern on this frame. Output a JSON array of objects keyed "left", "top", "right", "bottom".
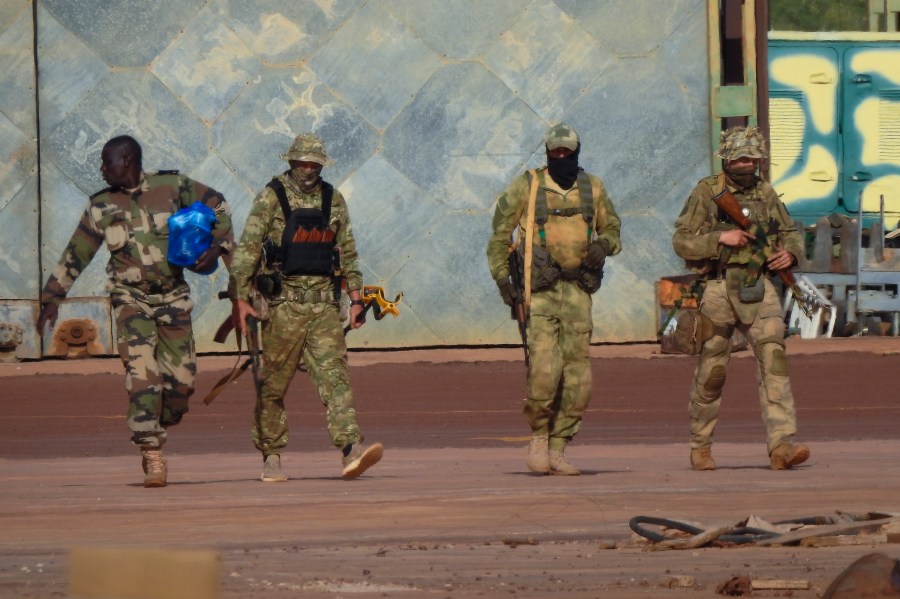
[
  {"left": 716, "top": 126, "right": 768, "bottom": 161},
  {"left": 280, "top": 133, "right": 331, "bottom": 166},
  {"left": 486, "top": 167, "right": 621, "bottom": 278},
  {"left": 250, "top": 300, "right": 362, "bottom": 454},
  {"left": 487, "top": 163, "right": 621, "bottom": 451},
  {"left": 230, "top": 169, "right": 364, "bottom": 455},
  {"left": 672, "top": 175, "right": 804, "bottom": 324},
  {"left": 114, "top": 292, "right": 196, "bottom": 449},
  {"left": 41, "top": 171, "right": 234, "bottom": 305},
  {"left": 229, "top": 171, "right": 361, "bottom": 302},
  {"left": 686, "top": 278, "right": 798, "bottom": 454},
  {"left": 544, "top": 123, "right": 580, "bottom": 151},
  {"left": 522, "top": 280, "right": 593, "bottom": 451},
  {"left": 41, "top": 171, "right": 232, "bottom": 449}
]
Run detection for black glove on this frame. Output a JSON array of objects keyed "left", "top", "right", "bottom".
[
  {"left": 582, "top": 240, "right": 608, "bottom": 270},
  {"left": 497, "top": 279, "right": 516, "bottom": 307}
]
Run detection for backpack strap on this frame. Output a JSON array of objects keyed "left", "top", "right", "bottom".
[{"left": 267, "top": 176, "right": 334, "bottom": 222}]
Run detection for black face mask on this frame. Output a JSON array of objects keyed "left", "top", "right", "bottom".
[{"left": 546, "top": 145, "right": 580, "bottom": 189}]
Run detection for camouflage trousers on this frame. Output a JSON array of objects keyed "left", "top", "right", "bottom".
[
  {"left": 689, "top": 278, "right": 798, "bottom": 453},
  {"left": 252, "top": 299, "right": 361, "bottom": 456},
  {"left": 112, "top": 291, "right": 196, "bottom": 449},
  {"left": 524, "top": 280, "right": 593, "bottom": 452}
]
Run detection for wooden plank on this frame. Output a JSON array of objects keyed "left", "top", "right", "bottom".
[
  {"left": 755, "top": 516, "right": 900, "bottom": 546},
  {"left": 751, "top": 578, "right": 810, "bottom": 590},
  {"left": 69, "top": 546, "right": 219, "bottom": 599}
]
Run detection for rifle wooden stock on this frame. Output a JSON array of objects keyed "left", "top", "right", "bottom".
[{"left": 507, "top": 246, "right": 530, "bottom": 367}]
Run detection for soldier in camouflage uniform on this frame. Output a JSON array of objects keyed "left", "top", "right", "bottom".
[
  {"left": 36, "top": 135, "right": 234, "bottom": 488},
  {"left": 486, "top": 124, "right": 621, "bottom": 475},
  {"left": 672, "top": 126, "right": 810, "bottom": 471},
  {"left": 229, "top": 133, "right": 383, "bottom": 483}
]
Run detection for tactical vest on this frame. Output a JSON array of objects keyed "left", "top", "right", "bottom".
[
  {"left": 267, "top": 178, "right": 336, "bottom": 276},
  {"left": 533, "top": 170, "right": 595, "bottom": 247}
]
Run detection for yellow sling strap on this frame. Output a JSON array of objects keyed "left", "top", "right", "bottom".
[{"left": 523, "top": 169, "right": 539, "bottom": 309}]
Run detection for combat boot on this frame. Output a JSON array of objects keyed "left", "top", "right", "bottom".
[
  {"left": 690, "top": 446, "right": 716, "bottom": 471},
  {"left": 141, "top": 447, "right": 167, "bottom": 488},
  {"left": 342, "top": 443, "right": 384, "bottom": 479},
  {"left": 769, "top": 442, "right": 810, "bottom": 470},
  {"left": 527, "top": 433, "right": 550, "bottom": 474},
  {"left": 549, "top": 449, "right": 580, "bottom": 476},
  {"left": 261, "top": 454, "right": 287, "bottom": 482}
]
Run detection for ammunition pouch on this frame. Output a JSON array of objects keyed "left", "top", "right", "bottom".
[
  {"left": 255, "top": 273, "right": 283, "bottom": 299},
  {"left": 738, "top": 277, "right": 765, "bottom": 304},
  {"left": 576, "top": 265, "right": 604, "bottom": 294},
  {"left": 517, "top": 243, "right": 560, "bottom": 291}
]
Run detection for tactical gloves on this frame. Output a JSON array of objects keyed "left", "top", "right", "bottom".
[
  {"left": 497, "top": 279, "right": 516, "bottom": 307},
  {"left": 582, "top": 239, "right": 608, "bottom": 270}
]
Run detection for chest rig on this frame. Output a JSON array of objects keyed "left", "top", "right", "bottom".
[
  {"left": 266, "top": 177, "right": 336, "bottom": 276},
  {"left": 533, "top": 170, "right": 595, "bottom": 246}
]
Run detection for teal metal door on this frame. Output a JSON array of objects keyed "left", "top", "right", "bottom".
[
  {"left": 841, "top": 46, "right": 900, "bottom": 222},
  {"left": 769, "top": 44, "right": 841, "bottom": 220}
]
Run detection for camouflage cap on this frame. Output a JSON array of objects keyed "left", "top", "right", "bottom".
[
  {"left": 281, "top": 133, "right": 332, "bottom": 166},
  {"left": 717, "top": 126, "right": 767, "bottom": 161},
  {"left": 544, "top": 123, "right": 580, "bottom": 151}
]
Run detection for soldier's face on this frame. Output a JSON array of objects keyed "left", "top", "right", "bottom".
[
  {"left": 726, "top": 156, "right": 759, "bottom": 171},
  {"left": 100, "top": 145, "right": 130, "bottom": 187},
  {"left": 547, "top": 147, "right": 575, "bottom": 160}
]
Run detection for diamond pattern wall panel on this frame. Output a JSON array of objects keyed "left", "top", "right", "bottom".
[{"left": 0, "top": 0, "right": 712, "bottom": 353}]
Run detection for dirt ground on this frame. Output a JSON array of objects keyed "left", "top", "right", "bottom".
[{"left": 1, "top": 337, "right": 899, "bottom": 598}]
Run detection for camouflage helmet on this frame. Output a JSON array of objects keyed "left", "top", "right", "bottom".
[
  {"left": 544, "top": 123, "right": 580, "bottom": 151},
  {"left": 281, "top": 133, "right": 332, "bottom": 166},
  {"left": 717, "top": 126, "right": 767, "bottom": 161}
]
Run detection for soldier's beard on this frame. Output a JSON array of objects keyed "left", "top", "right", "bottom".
[{"left": 291, "top": 167, "right": 322, "bottom": 192}]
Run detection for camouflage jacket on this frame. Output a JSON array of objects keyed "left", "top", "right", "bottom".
[
  {"left": 486, "top": 167, "right": 621, "bottom": 282},
  {"left": 229, "top": 171, "right": 362, "bottom": 302},
  {"left": 41, "top": 171, "right": 234, "bottom": 305},
  {"left": 672, "top": 174, "right": 804, "bottom": 271}
]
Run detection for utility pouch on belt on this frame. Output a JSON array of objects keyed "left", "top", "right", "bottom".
[
  {"left": 738, "top": 277, "right": 765, "bottom": 304},
  {"left": 577, "top": 266, "right": 603, "bottom": 294},
  {"left": 667, "top": 310, "right": 716, "bottom": 355},
  {"left": 517, "top": 243, "right": 559, "bottom": 291}
]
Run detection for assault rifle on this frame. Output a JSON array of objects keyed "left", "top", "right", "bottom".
[
  {"left": 712, "top": 187, "right": 815, "bottom": 318},
  {"left": 202, "top": 291, "right": 263, "bottom": 405},
  {"left": 508, "top": 247, "right": 530, "bottom": 367}
]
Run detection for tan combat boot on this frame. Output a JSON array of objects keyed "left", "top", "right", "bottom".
[
  {"left": 769, "top": 442, "right": 810, "bottom": 470},
  {"left": 527, "top": 433, "right": 550, "bottom": 474},
  {"left": 342, "top": 443, "right": 384, "bottom": 479},
  {"left": 690, "top": 447, "right": 716, "bottom": 471},
  {"left": 141, "top": 447, "right": 167, "bottom": 488},
  {"left": 549, "top": 449, "right": 580, "bottom": 476},
  {"left": 261, "top": 454, "right": 287, "bottom": 482}
]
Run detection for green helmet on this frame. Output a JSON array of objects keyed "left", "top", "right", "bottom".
[
  {"left": 544, "top": 123, "right": 580, "bottom": 151},
  {"left": 717, "top": 126, "right": 767, "bottom": 161},
  {"left": 281, "top": 133, "right": 331, "bottom": 166}
]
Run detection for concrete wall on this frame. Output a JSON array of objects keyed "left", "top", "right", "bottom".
[{"left": 0, "top": 0, "right": 711, "bottom": 358}]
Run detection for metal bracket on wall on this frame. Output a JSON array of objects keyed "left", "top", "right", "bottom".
[{"left": 48, "top": 318, "right": 105, "bottom": 359}]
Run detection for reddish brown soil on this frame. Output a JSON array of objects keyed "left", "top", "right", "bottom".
[{"left": 1, "top": 338, "right": 899, "bottom": 598}]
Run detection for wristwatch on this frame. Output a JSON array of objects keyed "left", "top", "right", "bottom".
[{"left": 349, "top": 299, "right": 364, "bottom": 306}]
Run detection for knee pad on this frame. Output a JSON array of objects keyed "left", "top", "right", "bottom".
[
  {"left": 768, "top": 347, "right": 789, "bottom": 376},
  {"left": 703, "top": 364, "right": 727, "bottom": 394}
]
